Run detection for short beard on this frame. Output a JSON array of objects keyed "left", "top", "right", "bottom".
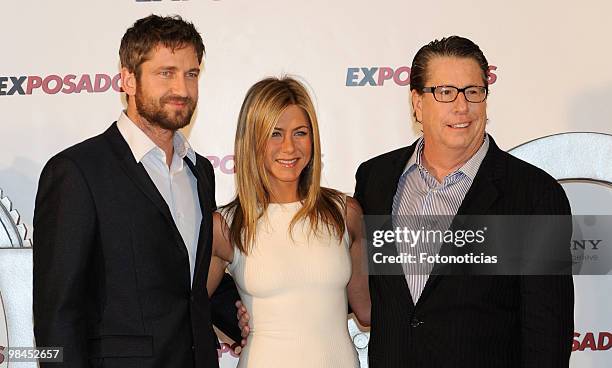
[{"left": 135, "top": 85, "right": 196, "bottom": 131}]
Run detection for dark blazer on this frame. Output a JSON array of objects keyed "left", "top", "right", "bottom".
[
  {"left": 354, "top": 135, "right": 574, "bottom": 368},
  {"left": 33, "top": 123, "right": 240, "bottom": 368}
]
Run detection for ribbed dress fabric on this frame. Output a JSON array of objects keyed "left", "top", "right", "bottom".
[{"left": 226, "top": 202, "right": 359, "bottom": 368}]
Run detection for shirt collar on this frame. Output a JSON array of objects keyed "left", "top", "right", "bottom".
[
  {"left": 403, "top": 134, "right": 490, "bottom": 181},
  {"left": 458, "top": 134, "right": 489, "bottom": 180},
  {"left": 404, "top": 137, "right": 424, "bottom": 175},
  {"left": 117, "top": 111, "right": 196, "bottom": 164},
  {"left": 173, "top": 128, "right": 197, "bottom": 163}
]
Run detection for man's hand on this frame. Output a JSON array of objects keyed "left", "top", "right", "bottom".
[{"left": 235, "top": 300, "right": 250, "bottom": 347}]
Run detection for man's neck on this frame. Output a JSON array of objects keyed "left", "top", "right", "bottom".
[
  {"left": 127, "top": 106, "right": 175, "bottom": 168},
  {"left": 421, "top": 139, "right": 483, "bottom": 183}
]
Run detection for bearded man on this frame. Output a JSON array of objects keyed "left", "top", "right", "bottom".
[{"left": 33, "top": 15, "right": 241, "bottom": 368}]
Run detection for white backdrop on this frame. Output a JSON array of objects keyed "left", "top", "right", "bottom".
[{"left": 1, "top": 0, "right": 611, "bottom": 366}]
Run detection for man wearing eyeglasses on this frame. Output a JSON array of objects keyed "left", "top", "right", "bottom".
[{"left": 353, "top": 36, "right": 574, "bottom": 367}]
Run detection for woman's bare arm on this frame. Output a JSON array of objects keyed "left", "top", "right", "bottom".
[
  {"left": 207, "top": 212, "right": 234, "bottom": 297},
  {"left": 346, "top": 196, "right": 371, "bottom": 327}
]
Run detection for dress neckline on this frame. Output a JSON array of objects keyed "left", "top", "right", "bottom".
[{"left": 268, "top": 200, "right": 301, "bottom": 205}]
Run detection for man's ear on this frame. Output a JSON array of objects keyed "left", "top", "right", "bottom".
[
  {"left": 120, "top": 67, "right": 137, "bottom": 98},
  {"left": 411, "top": 89, "right": 423, "bottom": 123}
]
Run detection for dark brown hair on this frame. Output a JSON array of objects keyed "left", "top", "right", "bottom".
[
  {"left": 119, "top": 14, "right": 205, "bottom": 77},
  {"left": 409, "top": 36, "right": 489, "bottom": 93}
]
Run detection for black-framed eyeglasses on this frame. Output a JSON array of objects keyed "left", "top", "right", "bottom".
[{"left": 422, "top": 85, "right": 488, "bottom": 103}]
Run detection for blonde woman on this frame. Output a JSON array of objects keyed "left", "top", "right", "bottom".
[{"left": 207, "top": 76, "right": 370, "bottom": 367}]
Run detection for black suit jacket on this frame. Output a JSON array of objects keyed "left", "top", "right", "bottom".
[
  {"left": 33, "top": 123, "right": 240, "bottom": 368},
  {"left": 354, "top": 135, "right": 574, "bottom": 368}
]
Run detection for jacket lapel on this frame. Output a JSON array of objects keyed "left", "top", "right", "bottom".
[
  {"left": 183, "top": 156, "right": 213, "bottom": 288},
  {"left": 104, "top": 122, "right": 188, "bottom": 257},
  {"left": 455, "top": 138, "right": 505, "bottom": 216},
  {"left": 417, "top": 136, "right": 504, "bottom": 305},
  {"left": 371, "top": 143, "right": 418, "bottom": 308},
  {"left": 379, "top": 146, "right": 415, "bottom": 215}
]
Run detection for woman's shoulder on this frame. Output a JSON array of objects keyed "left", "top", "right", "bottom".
[
  {"left": 212, "top": 207, "right": 236, "bottom": 263},
  {"left": 345, "top": 196, "right": 362, "bottom": 216},
  {"left": 319, "top": 187, "right": 347, "bottom": 205},
  {"left": 217, "top": 201, "right": 239, "bottom": 223},
  {"left": 319, "top": 187, "right": 362, "bottom": 214}
]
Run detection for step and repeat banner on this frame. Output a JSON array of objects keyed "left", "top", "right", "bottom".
[{"left": 1, "top": 0, "right": 611, "bottom": 367}]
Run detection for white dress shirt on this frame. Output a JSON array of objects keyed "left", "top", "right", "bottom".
[{"left": 117, "top": 111, "right": 202, "bottom": 285}]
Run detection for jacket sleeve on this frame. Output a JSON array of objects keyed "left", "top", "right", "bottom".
[
  {"left": 520, "top": 182, "right": 574, "bottom": 367},
  {"left": 33, "top": 155, "right": 97, "bottom": 367},
  {"left": 210, "top": 274, "right": 242, "bottom": 342}
]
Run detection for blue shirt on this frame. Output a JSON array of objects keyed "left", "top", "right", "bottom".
[{"left": 392, "top": 134, "right": 489, "bottom": 302}]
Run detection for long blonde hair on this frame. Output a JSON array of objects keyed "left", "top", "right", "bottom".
[{"left": 223, "top": 76, "right": 345, "bottom": 254}]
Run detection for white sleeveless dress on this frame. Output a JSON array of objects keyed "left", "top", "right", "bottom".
[{"left": 226, "top": 202, "right": 359, "bottom": 367}]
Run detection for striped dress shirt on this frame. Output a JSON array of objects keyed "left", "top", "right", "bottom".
[{"left": 392, "top": 134, "right": 489, "bottom": 302}]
